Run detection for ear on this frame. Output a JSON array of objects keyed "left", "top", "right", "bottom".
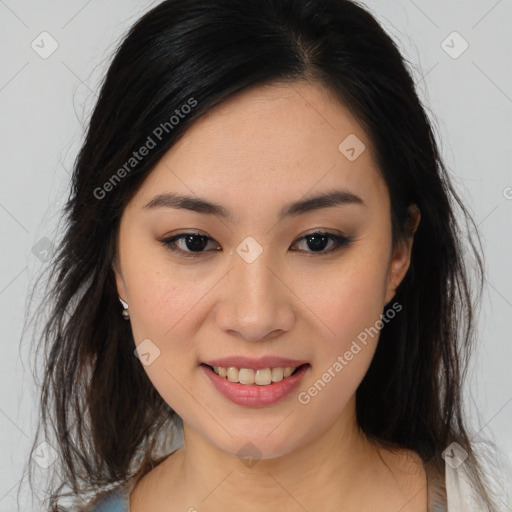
[
  {"left": 384, "top": 204, "right": 421, "bottom": 305},
  {"left": 112, "top": 255, "right": 128, "bottom": 304}
]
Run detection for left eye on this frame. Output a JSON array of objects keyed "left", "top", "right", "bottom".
[
  {"left": 292, "top": 231, "right": 352, "bottom": 254},
  {"left": 160, "top": 231, "right": 352, "bottom": 258}
]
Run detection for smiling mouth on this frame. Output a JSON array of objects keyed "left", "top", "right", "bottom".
[{"left": 201, "top": 363, "right": 309, "bottom": 386}]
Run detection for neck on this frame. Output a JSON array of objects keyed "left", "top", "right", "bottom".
[{"left": 170, "top": 399, "right": 383, "bottom": 510}]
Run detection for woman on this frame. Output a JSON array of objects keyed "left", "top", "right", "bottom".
[{"left": 23, "top": 0, "right": 505, "bottom": 510}]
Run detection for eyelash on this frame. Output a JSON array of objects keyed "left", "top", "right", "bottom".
[{"left": 159, "top": 231, "right": 353, "bottom": 259}]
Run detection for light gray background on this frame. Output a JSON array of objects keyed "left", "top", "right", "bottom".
[{"left": 0, "top": 1, "right": 511, "bottom": 510}]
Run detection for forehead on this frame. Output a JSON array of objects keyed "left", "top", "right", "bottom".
[{"left": 128, "top": 81, "right": 387, "bottom": 217}]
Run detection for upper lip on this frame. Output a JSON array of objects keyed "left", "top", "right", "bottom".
[{"left": 202, "top": 356, "right": 309, "bottom": 370}]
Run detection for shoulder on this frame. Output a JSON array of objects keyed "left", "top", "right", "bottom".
[
  {"left": 376, "top": 446, "right": 427, "bottom": 486},
  {"left": 382, "top": 448, "right": 429, "bottom": 510}
]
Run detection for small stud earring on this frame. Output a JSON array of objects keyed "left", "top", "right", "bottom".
[{"left": 119, "top": 297, "right": 130, "bottom": 320}]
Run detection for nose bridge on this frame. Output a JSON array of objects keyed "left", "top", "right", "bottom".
[
  {"left": 218, "top": 241, "right": 293, "bottom": 340},
  {"left": 235, "top": 248, "right": 275, "bottom": 306}
]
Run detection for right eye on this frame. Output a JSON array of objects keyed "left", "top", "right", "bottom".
[{"left": 160, "top": 232, "right": 221, "bottom": 259}]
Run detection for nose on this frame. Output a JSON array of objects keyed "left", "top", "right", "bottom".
[{"left": 215, "top": 248, "right": 295, "bottom": 342}]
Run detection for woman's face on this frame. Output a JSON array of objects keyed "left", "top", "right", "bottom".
[{"left": 114, "top": 81, "right": 417, "bottom": 460}]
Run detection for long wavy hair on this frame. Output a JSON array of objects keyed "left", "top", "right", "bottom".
[{"left": 19, "top": 0, "right": 501, "bottom": 510}]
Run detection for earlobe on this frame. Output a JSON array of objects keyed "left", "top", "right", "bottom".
[{"left": 384, "top": 204, "right": 421, "bottom": 305}]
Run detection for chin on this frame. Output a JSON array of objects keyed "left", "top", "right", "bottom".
[{"left": 205, "top": 426, "right": 310, "bottom": 463}]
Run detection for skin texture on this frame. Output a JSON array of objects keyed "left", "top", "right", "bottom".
[{"left": 114, "top": 81, "right": 424, "bottom": 511}]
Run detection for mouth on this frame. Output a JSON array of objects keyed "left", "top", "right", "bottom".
[
  {"left": 200, "top": 362, "right": 311, "bottom": 407},
  {"left": 201, "top": 363, "right": 310, "bottom": 386}
]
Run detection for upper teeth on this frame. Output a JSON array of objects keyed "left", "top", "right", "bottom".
[{"left": 212, "top": 366, "right": 298, "bottom": 385}]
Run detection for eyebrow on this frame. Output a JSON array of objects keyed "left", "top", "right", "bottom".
[{"left": 143, "top": 189, "right": 365, "bottom": 222}]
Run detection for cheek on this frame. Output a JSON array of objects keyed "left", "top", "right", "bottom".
[
  {"left": 294, "top": 241, "right": 391, "bottom": 401},
  {"left": 294, "top": 261, "right": 389, "bottom": 423},
  {"left": 129, "top": 271, "right": 200, "bottom": 337},
  {"left": 121, "top": 231, "right": 214, "bottom": 343},
  {"left": 123, "top": 264, "right": 206, "bottom": 412},
  {"left": 299, "top": 247, "right": 391, "bottom": 348}
]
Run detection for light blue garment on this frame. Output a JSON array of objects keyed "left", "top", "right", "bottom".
[{"left": 88, "top": 486, "right": 130, "bottom": 512}]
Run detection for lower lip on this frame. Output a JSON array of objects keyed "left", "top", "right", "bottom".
[{"left": 200, "top": 364, "right": 310, "bottom": 407}]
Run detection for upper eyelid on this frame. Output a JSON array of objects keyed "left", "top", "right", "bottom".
[{"left": 162, "top": 229, "right": 346, "bottom": 243}]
